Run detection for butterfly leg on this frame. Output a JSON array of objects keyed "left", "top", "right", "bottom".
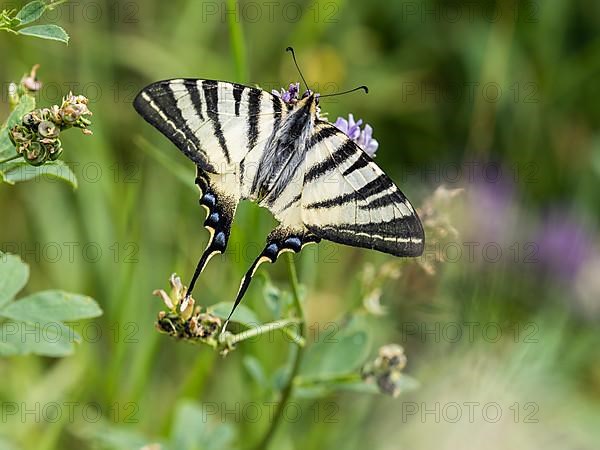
[
  {"left": 186, "top": 169, "right": 239, "bottom": 298},
  {"left": 222, "top": 228, "right": 320, "bottom": 332}
]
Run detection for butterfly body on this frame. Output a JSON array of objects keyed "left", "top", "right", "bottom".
[{"left": 134, "top": 78, "right": 424, "bottom": 323}]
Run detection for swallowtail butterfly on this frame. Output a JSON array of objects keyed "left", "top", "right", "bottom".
[{"left": 134, "top": 49, "right": 424, "bottom": 328}]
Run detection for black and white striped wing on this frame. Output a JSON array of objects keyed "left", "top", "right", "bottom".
[
  {"left": 301, "top": 122, "right": 424, "bottom": 257},
  {"left": 133, "top": 79, "right": 284, "bottom": 173}
]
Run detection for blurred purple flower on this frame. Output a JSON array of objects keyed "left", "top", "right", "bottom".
[
  {"left": 534, "top": 213, "right": 600, "bottom": 318},
  {"left": 465, "top": 176, "right": 517, "bottom": 245},
  {"left": 536, "top": 215, "right": 595, "bottom": 282},
  {"left": 334, "top": 114, "right": 379, "bottom": 157}
]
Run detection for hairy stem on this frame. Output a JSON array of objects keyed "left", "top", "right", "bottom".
[
  {"left": 230, "top": 318, "right": 303, "bottom": 346},
  {"left": 252, "top": 253, "right": 306, "bottom": 450}
]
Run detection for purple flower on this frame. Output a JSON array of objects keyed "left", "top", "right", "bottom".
[
  {"left": 334, "top": 114, "right": 379, "bottom": 157},
  {"left": 357, "top": 124, "right": 379, "bottom": 157},
  {"left": 463, "top": 175, "right": 518, "bottom": 247},
  {"left": 533, "top": 212, "right": 600, "bottom": 318},
  {"left": 272, "top": 82, "right": 300, "bottom": 104},
  {"left": 535, "top": 215, "right": 596, "bottom": 282},
  {"left": 334, "top": 114, "right": 362, "bottom": 140}
]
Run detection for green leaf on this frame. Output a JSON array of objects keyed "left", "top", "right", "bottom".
[
  {"left": 72, "top": 422, "right": 154, "bottom": 450},
  {"left": 243, "top": 355, "right": 267, "bottom": 388},
  {"left": 0, "top": 340, "right": 19, "bottom": 358},
  {"left": 300, "top": 315, "right": 373, "bottom": 379},
  {"left": 15, "top": 1, "right": 46, "bottom": 25},
  {"left": 18, "top": 24, "right": 69, "bottom": 44},
  {"left": 0, "top": 252, "right": 29, "bottom": 308},
  {"left": 208, "top": 302, "right": 260, "bottom": 327},
  {"left": 0, "top": 160, "right": 78, "bottom": 188},
  {"left": 6, "top": 94, "right": 35, "bottom": 129},
  {"left": 171, "top": 402, "right": 208, "bottom": 450},
  {"left": 204, "top": 423, "right": 236, "bottom": 450},
  {"left": 171, "top": 402, "right": 236, "bottom": 450},
  {"left": 0, "top": 320, "right": 75, "bottom": 357},
  {"left": 0, "top": 436, "right": 20, "bottom": 450},
  {"left": 0, "top": 259, "right": 101, "bottom": 358},
  {"left": 0, "top": 290, "right": 102, "bottom": 324},
  {"left": 295, "top": 378, "right": 382, "bottom": 399}
]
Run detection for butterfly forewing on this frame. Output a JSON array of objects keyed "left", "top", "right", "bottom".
[{"left": 133, "top": 79, "right": 285, "bottom": 174}]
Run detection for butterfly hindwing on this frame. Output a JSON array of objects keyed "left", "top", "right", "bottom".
[{"left": 300, "top": 121, "right": 424, "bottom": 257}]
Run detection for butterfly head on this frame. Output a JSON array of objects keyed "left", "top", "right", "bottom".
[
  {"left": 293, "top": 89, "right": 321, "bottom": 119},
  {"left": 302, "top": 89, "right": 313, "bottom": 99},
  {"left": 302, "top": 89, "right": 320, "bottom": 106}
]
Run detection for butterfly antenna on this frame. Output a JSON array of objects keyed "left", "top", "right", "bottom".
[
  {"left": 286, "top": 46, "right": 310, "bottom": 91},
  {"left": 319, "top": 85, "right": 369, "bottom": 98}
]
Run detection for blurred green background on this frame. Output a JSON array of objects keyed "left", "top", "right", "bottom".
[{"left": 1, "top": 0, "right": 600, "bottom": 449}]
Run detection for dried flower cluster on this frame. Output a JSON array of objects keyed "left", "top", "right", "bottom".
[
  {"left": 8, "top": 92, "right": 93, "bottom": 166},
  {"left": 153, "top": 274, "right": 222, "bottom": 347},
  {"left": 362, "top": 344, "right": 407, "bottom": 397},
  {"left": 416, "top": 186, "right": 463, "bottom": 274}
]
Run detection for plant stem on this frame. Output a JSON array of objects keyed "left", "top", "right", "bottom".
[
  {"left": 295, "top": 373, "right": 362, "bottom": 387},
  {"left": 230, "top": 318, "right": 303, "bottom": 346},
  {"left": 226, "top": 0, "right": 248, "bottom": 81},
  {"left": 252, "top": 253, "right": 306, "bottom": 450},
  {"left": 0, "top": 154, "right": 21, "bottom": 165}
]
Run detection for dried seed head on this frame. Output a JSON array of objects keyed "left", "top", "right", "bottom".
[
  {"left": 378, "top": 344, "right": 407, "bottom": 370},
  {"left": 180, "top": 296, "right": 195, "bottom": 321},
  {"left": 362, "top": 344, "right": 409, "bottom": 398},
  {"left": 153, "top": 289, "right": 175, "bottom": 310},
  {"left": 38, "top": 120, "right": 59, "bottom": 139},
  {"left": 24, "top": 141, "right": 48, "bottom": 166}
]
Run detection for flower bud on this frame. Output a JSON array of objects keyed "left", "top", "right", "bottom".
[
  {"left": 169, "top": 273, "right": 186, "bottom": 308},
  {"left": 21, "top": 64, "right": 42, "bottom": 93},
  {"left": 180, "top": 296, "right": 195, "bottom": 321}
]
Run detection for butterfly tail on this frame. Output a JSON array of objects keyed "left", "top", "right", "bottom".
[
  {"left": 186, "top": 169, "right": 239, "bottom": 298},
  {"left": 221, "top": 229, "right": 320, "bottom": 333}
]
